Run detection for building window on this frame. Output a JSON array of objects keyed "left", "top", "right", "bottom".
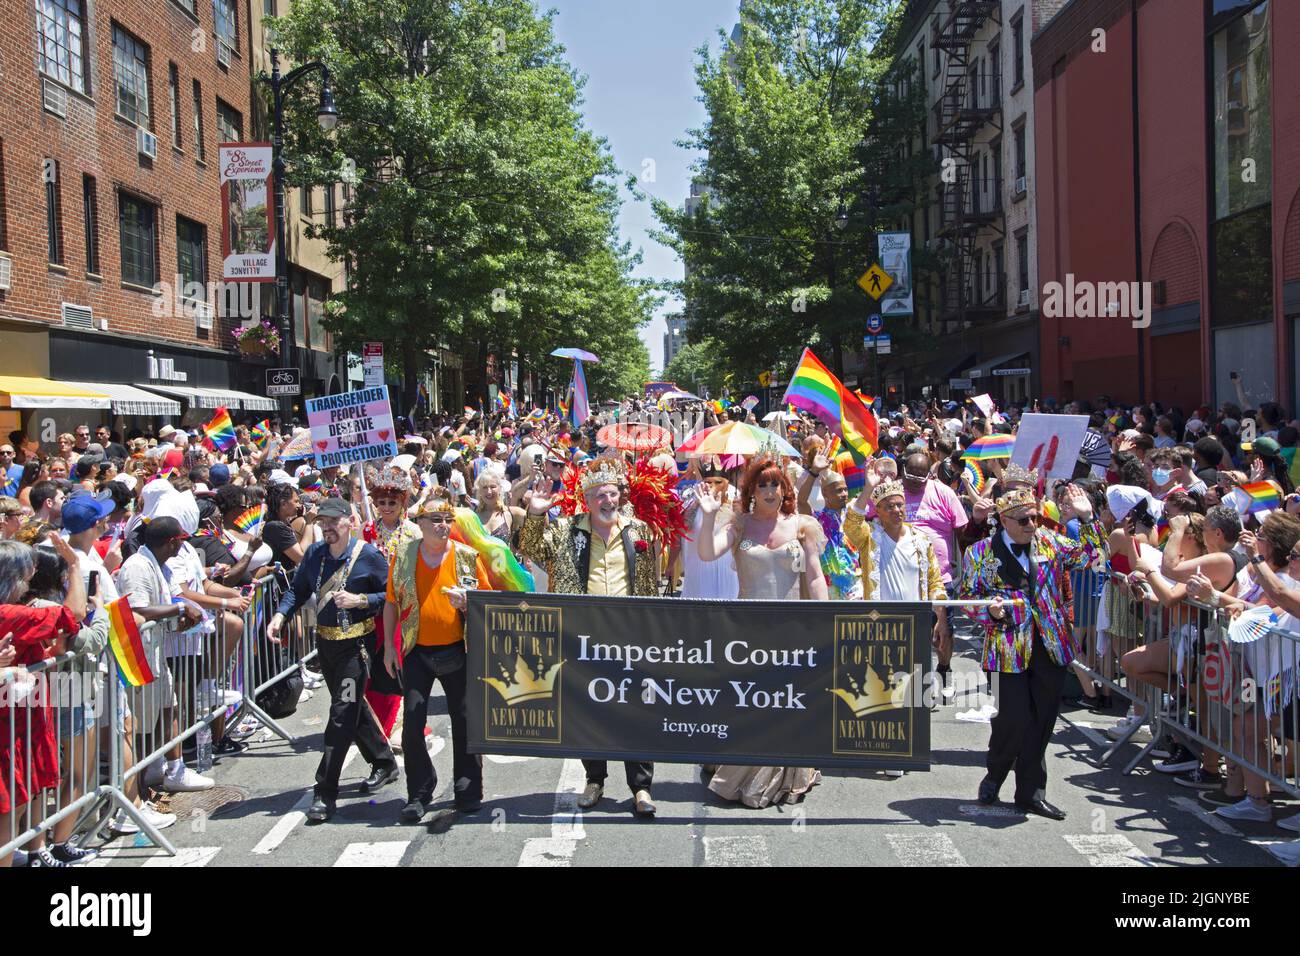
[
  {"left": 263, "top": 0, "right": 274, "bottom": 15},
  {"left": 989, "top": 42, "right": 1000, "bottom": 103},
  {"left": 216, "top": 99, "right": 243, "bottom": 142},
  {"left": 192, "top": 80, "right": 205, "bottom": 161},
  {"left": 991, "top": 136, "right": 1003, "bottom": 206},
  {"left": 1013, "top": 124, "right": 1026, "bottom": 180},
  {"left": 1212, "top": 0, "right": 1270, "bottom": 220},
  {"left": 118, "top": 192, "right": 158, "bottom": 287},
  {"left": 82, "top": 174, "right": 98, "bottom": 274},
  {"left": 213, "top": 0, "right": 237, "bottom": 54},
  {"left": 324, "top": 185, "right": 336, "bottom": 227},
  {"left": 172, "top": 0, "right": 197, "bottom": 15},
  {"left": 44, "top": 159, "right": 64, "bottom": 265},
  {"left": 300, "top": 186, "right": 312, "bottom": 217},
  {"left": 993, "top": 242, "right": 1005, "bottom": 305},
  {"left": 1015, "top": 230, "right": 1029, "bottom": 293},
  {"left": 1011, "top": 12, "right": 1024, "bottom": 88},
  {"left": 308, "top": 278, "right": 329, "bottom": 350},
  {"left": 176, "top": 215, "right": 206, "bottom": 295},
  {"left": 168, "top": 64, "right": 181, "bottom": 148},
  {"left": 112, "top": 24, "right": 151, "bottom": 127},
  {"left": 0, "top": 140, "right": 8, "bottom": 251},
  {"left": 36, "top": 0, "right": 88, "bottom": 93}
]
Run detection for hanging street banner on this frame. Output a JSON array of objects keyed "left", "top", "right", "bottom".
[
  {"left": 304, "top": 385, "right": 398, "bottom": 469},
  {"left": 219, "top": 143, "right": 276, "bottom": 282},
  {"left": 466, "top": 592, "right": 934, "bottom": 770},
  {"left": 877, "top": 231, "right": 914, "bottom": 317}
]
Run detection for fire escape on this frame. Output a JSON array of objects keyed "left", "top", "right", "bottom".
[{"left": 932, "top": 0, "right": 1003, "bottom": 334}]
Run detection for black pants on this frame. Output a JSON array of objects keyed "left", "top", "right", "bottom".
[
  {"left": 401, "top": 642, "right": 481, "bottom": 803},
  {"left": 583, "top": 759, "right": 653, "bottom": 794},
  {"left": 315, "top": 635, "right": 396, "bottom": 801},
  {"left": 986, "top": 631, "right": 1066, "bottom": 805}
]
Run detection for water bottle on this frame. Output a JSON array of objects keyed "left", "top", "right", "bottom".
[{"left": 196, "top": 725, "right": 213, "bottom": 772}]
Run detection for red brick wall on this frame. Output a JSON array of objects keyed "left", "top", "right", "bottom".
[
  {"left": 0, "top": 0, "right": 254, "bottom": 366},
  {"left": 1148, "top": 221, "right": 1201, "bottom": 307}
]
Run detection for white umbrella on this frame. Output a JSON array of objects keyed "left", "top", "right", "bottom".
[
  {"left": 762, "top": 410, "right": 799, "bottom": 423},
  {"left": 660, "top": 389, "right": 702, "bottom": 403}
]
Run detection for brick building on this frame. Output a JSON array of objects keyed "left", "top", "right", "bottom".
[{"left": 1033, "top": 0, "right": 1300, "bottom": 410}]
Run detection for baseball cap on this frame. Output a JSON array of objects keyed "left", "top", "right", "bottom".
[
  {"left": 209, "top": 462, "right": 231, "bottom": 487},
  {"left": 317, "top": 497, "right": 352, "bottom": 519},
  {"left": 61, "top": 492, "right": 115, "bottom": 534},
  {"left": 1242, "top": 436, "right": 1280, "bottom": 457}
]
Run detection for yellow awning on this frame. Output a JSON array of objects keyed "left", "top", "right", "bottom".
[{"left": 0, "top": 376, "right": 112, "bottom": 410}]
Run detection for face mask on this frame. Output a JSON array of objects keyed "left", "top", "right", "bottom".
[{"left": 1152, "top": 468, "right": 1172, "bottom": 486}]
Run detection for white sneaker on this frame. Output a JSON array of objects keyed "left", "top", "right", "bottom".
[
  {"left": 111, "top": 801, "right": 177, "bottom": 835},
  {"left": 1106, "top": 715, "right": 1144, "bottom": 740},
  {"left": 162, "top": 767, "right": 215, "bottom": 792},
  {"left": 884, "top": 769, "right": 905, "bottom": 778},
  {"left": 143, "top": 758, "right": 166, "bottom": 788},
  {"left": 300, "top": 666, "right": 324, "bottom": 688},
  {"left": 1278, "top": 812, "right": 1300, "bottom": 833},
  {"left": 198, "top": 680, "right": 243, "bottom": 708},
  {"left": 1215, "top": 796, "right": 1271, "bottom": 823}
]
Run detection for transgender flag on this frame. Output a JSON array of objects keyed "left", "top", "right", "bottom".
[{"left": 570, "top": 359, "right": 590, "bottom": 426}]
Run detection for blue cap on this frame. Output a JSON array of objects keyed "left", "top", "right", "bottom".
[
  {"left": 61, "top": 492, "right": 115, "bottom": 534},
  {"left": 209, "top": 462, "right": 231, "bottom": 487}
]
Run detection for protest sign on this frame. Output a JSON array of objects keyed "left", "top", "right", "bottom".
[
  {"left": 304, "top": 386, "right": 398, "bottom": 469},
  {"left": 1010, "top": 413, "right": 1090, "bottom": 481}
]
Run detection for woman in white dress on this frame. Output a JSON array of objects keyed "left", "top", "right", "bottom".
[
  {"left": 696, "top": 456, "right": 827, "bottom": 808},
  {"left": 679, "top": 461, "right": 740, "bottom": 600}
]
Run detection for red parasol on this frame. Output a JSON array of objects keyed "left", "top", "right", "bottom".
[{"left": 596, "top": 422, "right": 674, "bottom": 454}]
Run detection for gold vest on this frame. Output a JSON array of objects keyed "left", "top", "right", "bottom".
[{"left": 390, "top": 539, "right": 480, "bottom": 653}]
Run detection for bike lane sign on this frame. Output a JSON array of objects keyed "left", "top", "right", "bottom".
[{"left": 266, "top": 367, "right": 301, "bottom": 396}]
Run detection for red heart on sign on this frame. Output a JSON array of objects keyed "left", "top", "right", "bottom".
[
  {"left": 378, "top": 430, "right": 390, "bottom": 441},
  {"left": 316, "top": 440, "right": 328, "bottom": 451}
]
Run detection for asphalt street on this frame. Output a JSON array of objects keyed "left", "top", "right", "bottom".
[{"left": 89, "top": 628, "right": 1296, "bottom": 868}]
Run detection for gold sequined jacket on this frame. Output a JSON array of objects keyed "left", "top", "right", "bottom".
[{"left": 517, "top": 513, "right": 659, "bottom": 596}]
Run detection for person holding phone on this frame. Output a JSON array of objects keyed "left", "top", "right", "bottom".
[{"left": 263, "top": 482, "right": 316, "bottom": 571}]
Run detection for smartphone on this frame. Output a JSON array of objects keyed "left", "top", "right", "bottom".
[
  {"left": 87, "top": 570, "right": 99, "bottom": 598},
  {"left": 533, "top": 453, "right": 543, "bottom": 467}
]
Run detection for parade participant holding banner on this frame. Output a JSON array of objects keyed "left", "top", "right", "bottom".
[
  {"left": 959, "top": 483, "right": 1104, "bottom": 820},
  {"left": 697, "top": 456, "right": 826, "bottom": 808},
  {"left": 267, "top": 497, "right": 398, "bottom": 823},
  {"left": 383, "top": 496, "right": 491, "bottom": 822},
  {"left": 518, "top": 456, "right": 660, "bottom": 817}
]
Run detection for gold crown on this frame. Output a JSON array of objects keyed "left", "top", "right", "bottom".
[
  {"left": 870, "top": 479, "right": 905, "bottom": 506},
  {"left": 829, "top": 667, "right": 909, "bottom": 717},
  {"left": 482, "top": 654, "right": 564, "bottom": 705},
  {"left": 996, "top": 487, "right": 1038, "bottom": 515},
  {"left": 1001, "top": 462, "right": 1039, "bottom": 486},
  {"left": 580, "top": 458, "right": 624, "bottom": 493}
]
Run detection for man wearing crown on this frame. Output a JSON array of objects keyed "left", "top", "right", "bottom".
[
  {"left": 518, "top": 456, "right": 660, "bottom": 817},
  {"left": 958, "top": 479, "right": 1105, "bottom": 820}
]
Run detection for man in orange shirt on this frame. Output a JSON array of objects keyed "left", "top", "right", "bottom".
[{"left": 383, "top": 498, "right": 491, "bottom": 823}]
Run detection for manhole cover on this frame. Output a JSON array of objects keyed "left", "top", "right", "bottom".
[{"left": 165, "top": 785, "right": 250, "bottom": 820}]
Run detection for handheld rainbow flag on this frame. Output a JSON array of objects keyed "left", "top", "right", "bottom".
[
  {"left": 1155, "top": 515, "right": 1171, "bottom": 547},
  {"left": 1240, "top": 481, "right": 1282, "bottom": 514},
  {"left": 250, "top": 419, "right": 273, "bottom": 449},
  {"left": 833, "top": 450, "right": 865, "bottom": 492},
  {"left": 203, "top": 406, "right": 237, "bottom": 452},
  {"left": 231, "top": 503, "right": 266, "bottom": 536},
  {"left": 781, "top": 348, "right": 878, "bottom": 464},
  {"left": 107, "top": 596, "right": 155, "bottom": 687},
  {"left": 451, "top": 508, "right": 535, "bottom": 592},
  {"left": 529, "top": 408, "right": 547, "bottom": 421},
  {"left": 962, "top": 433, "right": 1016, "bottom": 460},
  {"left": 417, "top": 381, "right": 431, "bottom": 410}
]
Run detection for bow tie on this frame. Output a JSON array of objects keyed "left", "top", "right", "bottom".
[{"left": 1010, "top": 542, "right": 1030, "bottom": 557}]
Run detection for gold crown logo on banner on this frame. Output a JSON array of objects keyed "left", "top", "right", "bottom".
[
  {"left": 829, "top": 668, "right": 908, "bottom": 717},
  {"left": 483, "top": 655, "right": 564, "bottom": 705}
]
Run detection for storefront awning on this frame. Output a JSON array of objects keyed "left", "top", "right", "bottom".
[
  {"left": 135, "top": 383, "right": 278, "bottom": 412},
  {"left": 0, "top": 376, "right": 111, "bottom": 410},
  {"left": 964, "top": 352, "right": 1030, "bottom": 379},
  {"left": 61, "top": 381, "right": 181, "bottom": 417}
]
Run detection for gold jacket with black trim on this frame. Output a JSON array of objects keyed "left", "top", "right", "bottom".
[{"left": 517, "top": 512, "right": 658, "bottom": 596}]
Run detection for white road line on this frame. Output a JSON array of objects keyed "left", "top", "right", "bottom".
[
  {"left": 703, "top": 835, "right": 772, "bottom": 867},
  {"left": 958, "top": 804, "right": 1019, "bottom": 818},
  {"left": 1063, "top": 718, "right": 1109, "bottom": 750},
  {"left": 142, "top": 846, "right": 222, "bottom": 867},
  {"left": 251, "top": 745, "right": 362, "bottom": 855},
  {"left": 333, "top": 840, "right": 411, "bottom": 867},
  {"left": 1063, "top": 834, "right": 1155, "bottom": 867},
  {"left": 517, "top": 758, "right": 587, "bottom": 867},
  {"left": 85, "top": 836, "right": 133, "bottom": 867},
  {"left": 1170, "top": 796, "right": 1243, "bottom": 837},
  {"left": 487, "top": 754, "right": 534, "bottom": 764},
  {"left": 886, "top": 833, "right": 969, "bottom": 866}
]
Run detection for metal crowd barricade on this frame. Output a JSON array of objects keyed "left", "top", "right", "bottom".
[{"left": 246, "top": 572, "right": 318, "bottom": 727}]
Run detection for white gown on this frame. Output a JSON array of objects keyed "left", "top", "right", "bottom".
[{"left": 680, "top": 505, "right": 740, "bottom": 600}]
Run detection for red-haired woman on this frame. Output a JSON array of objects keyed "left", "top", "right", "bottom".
[{"left": 696, "top": 455, "right": 827, "bottom": 808}]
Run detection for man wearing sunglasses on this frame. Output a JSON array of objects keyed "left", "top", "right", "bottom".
[{"left": 958, "top": 482, "right": 1103, "bottom": 821}]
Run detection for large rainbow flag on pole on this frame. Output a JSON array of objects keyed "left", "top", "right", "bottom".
[
  {"left": 781, "top": 348, "right": 879, "bottom": 464},
  {"left": 203, "top": 406, "right": 237, "bottom": 452},
  {"left": 107, "top": 596, "right": 155, "bottom": 687}
]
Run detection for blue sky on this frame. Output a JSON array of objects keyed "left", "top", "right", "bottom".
[{"left": 548, "top": 0, "right": 740, "bottom": 373}]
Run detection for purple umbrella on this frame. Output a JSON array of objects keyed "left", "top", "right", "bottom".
[{"left": 550, "top": 347, "right": 601, "bottom": 363}]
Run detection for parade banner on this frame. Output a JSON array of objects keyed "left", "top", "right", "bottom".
[
  {"left": 1010, "top": 413, "right": 1090, "bottom": 481},
  {"left": 304, "top": 386, "right": 398, "bottom": 469},
  {"left": 877, "top": 231, "right": 914, "bottom": 318},
  {"left": 466, "top": 593, "right": 933, "bottom": 770},
  {"left": 219, "top": 143, "right": 275, "bottom": 282}
]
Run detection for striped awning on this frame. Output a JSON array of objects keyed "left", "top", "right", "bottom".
[
  {"left": 61, "top": 381, "right": 181, "bottom": 417},
  {"left": 0, "top": 376, "right": 111, "bottom": 410},
  {"left": 136, "top": 383, "right": 278, "bottom": 412}
]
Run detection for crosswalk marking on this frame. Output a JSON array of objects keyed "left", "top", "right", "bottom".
[
  {"left": 142, "top": 846, "right": 222, "bottom": 867},
  {"left": 250, "top": 746, "right": 362, "bottom": 855},
  {"left": 1063, "top": 834, "right": 1155, "bottom": 867},
  {"left": 518, "top": 758, "right": 587, "bottom": 867},
  {"left": 886, "top": 833, "right": 968, "bottom": 866},
  {"left": 703, "top": 835, "right": 772, "bottom": 867},
  {"left": 333, "top": 841, "right": 411, "bottom": 867}
]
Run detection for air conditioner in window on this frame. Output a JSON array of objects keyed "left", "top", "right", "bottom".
[
  {"left": 0, "top": 257, "right": 11, "bottom": 291},
  {"left": 192, "top": 299, "right": 214, "bottom": 329},
  {"left": 42, "top": 78, "right": 68, "bottom": 118},
  {"left": 138, "top": 127, "right": 158, "bottom": 160},
  {"left": 1014, "top": 175, "right": 1026, "bottom": 195},
  {"left": 216, "top": 38, "right": 232, "bottom": 68},
  {"left": 1017, "top": 288, "right": 1030, "bottom": 308}
]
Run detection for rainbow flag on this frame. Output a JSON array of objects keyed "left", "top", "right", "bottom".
[
  {"left": 781, "top": 348, "right": 878, "bottom": 464},
  {"left": 203, "top": 406, "right": 237, "bottom": 452},
  {"left": 570, "top": 359, "right": 589, "bottom": 426},
  {"left": 529, "top": 408, "right": 547, "bottom": 421},
  {"left": 1155, "top": 515, "right": 1171, "bottom": 546},
  {"left": 451, "top": 508, "right": 535, "bottom": 592},
  {"left": 231, "top": 503, "right": 266, "bottom": 536},
  {"left": 495, "top": 390, "right": 514, "bottom": 415},
  {"left": 417, "top": 381, "right": 431, "bottom": 410},
  {"left": 107, "top": 596, "right": 154, "bottom": 687},
  {"left": 833, "top": 450, "right": 865, "bottom": 492},
  {"left": 963, "top": 459, "right": 986, "bottom": 494},
  {"left": 963, "top": 433, "right": 1016, "bottom": 460},
  {"left": 250, "top": 419, "right": 272, "bottom": 449},
  {"left": 1240, "top": 481, "right": 1282, "bottom": 514}
]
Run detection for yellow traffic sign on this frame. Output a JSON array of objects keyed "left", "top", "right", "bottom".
[
  {"left": 757, "top": 371, "right": 772, "bottom": 387},
  {"left": 857, "top": 263, "right": 893, "bottom": 300}
]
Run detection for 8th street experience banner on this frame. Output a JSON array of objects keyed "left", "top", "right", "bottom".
[{"left": 466, "top": 593, "right": 933, "bottom": 770}]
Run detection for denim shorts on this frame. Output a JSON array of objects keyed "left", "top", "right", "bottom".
[{"left": 57, "top": 704, "right": 97, "bottom": 739}]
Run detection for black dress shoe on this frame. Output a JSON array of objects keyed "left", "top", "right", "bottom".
[
  {"left": 455, "top": 794, "right": 483, "bottom": 814},
  {"left": 576, "top": 782, "right": 603, "bottom": 809},
  {"left": 1015, "top": 798, "right": 1067, "bottom": 821},
  {"left": 633, "top": 790, "right": 656, "bottom": 817},
  {"left": 977, "top": 776, "right": 1000, "bottom": 805},
  {"left": 306, "top": 797, "right": 335, "bottom": 822},
  {"left": 400, "top": 798, "right": 430, "bottom": 824},
  {"left": 362, "top": 764, "right": 400, "bottom": 793}
]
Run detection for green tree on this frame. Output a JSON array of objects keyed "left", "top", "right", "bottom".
[{"left": 662, "top": 339, "right": 729, "bottom": 396}]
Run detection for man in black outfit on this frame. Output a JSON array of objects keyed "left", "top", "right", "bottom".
[{"left": 267, "top": 497, "right": 397, "bottom": 821}]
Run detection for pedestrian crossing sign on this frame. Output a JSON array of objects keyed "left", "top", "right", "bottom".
[{"left": 857, "top": 264, "right": 893, "bottom": 300}]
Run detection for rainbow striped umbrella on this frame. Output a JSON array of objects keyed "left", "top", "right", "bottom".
[
  {"left": 676, "top": 421, "right": 799, "bottom": 458},
  {"left": 962, "top": 433, "right": 1016, "bottom": 461}
]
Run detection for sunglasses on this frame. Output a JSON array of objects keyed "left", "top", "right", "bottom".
[
  {"left": 418, "top": 514, "right": 451, "bottom": 525},
  {"left": 372, "top": 497, "right": 401, "bottom": 506},
  {"left": 1009, "top": 514, "right": 1039, "bottom": 528}
]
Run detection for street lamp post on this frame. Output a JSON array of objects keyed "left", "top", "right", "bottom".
[{"left": 265, "top": 48, "right": 338, "bottom": 422}]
